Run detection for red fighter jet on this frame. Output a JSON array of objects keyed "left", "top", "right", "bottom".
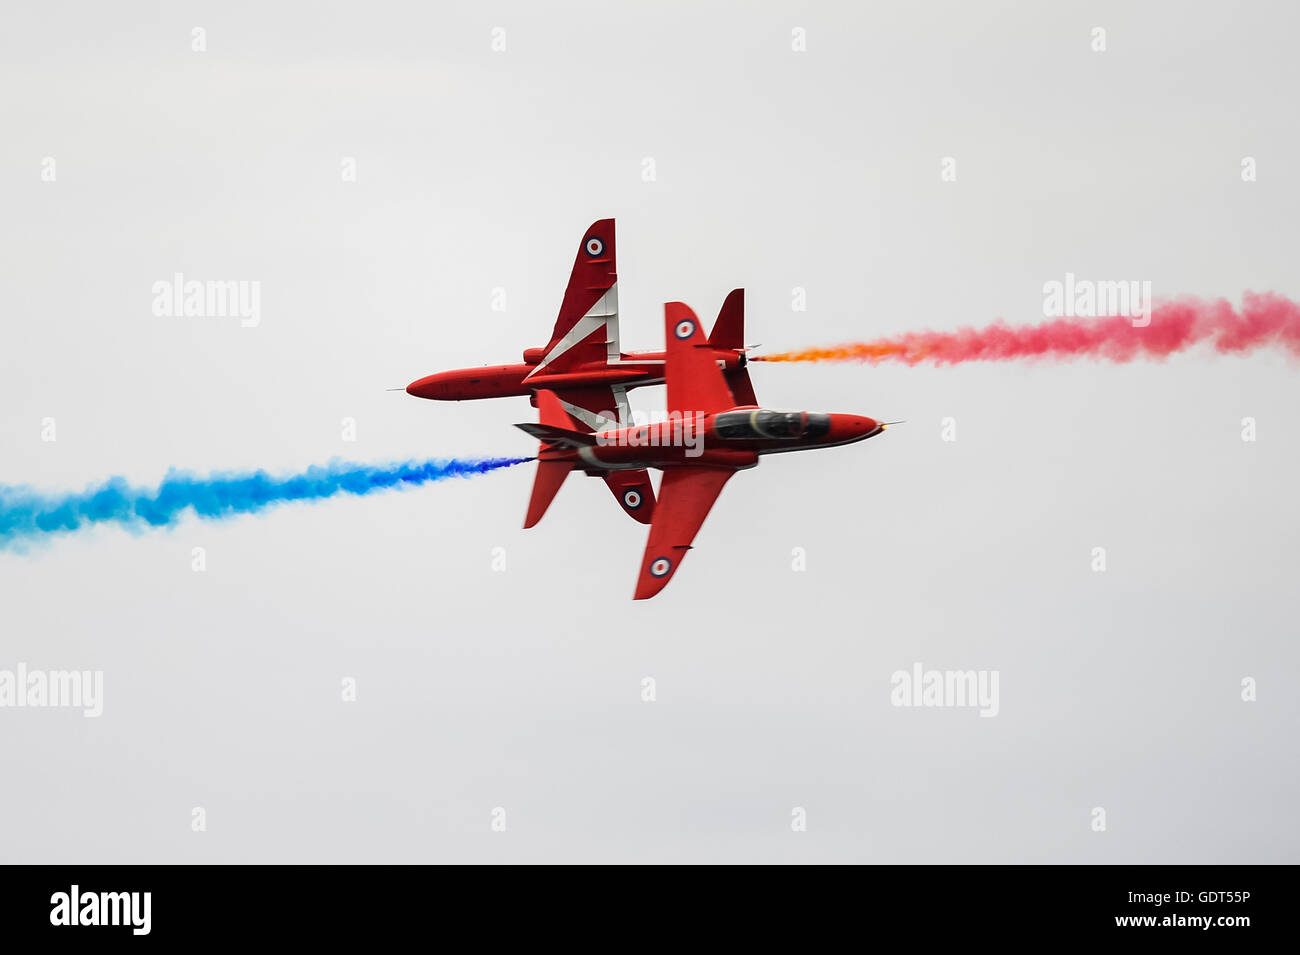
[
  {"left": 515, "top": 301, "right": 887, "bottom": 600},
  {"left": 406, "top": 219, "right": 757, "bottom": 525}
]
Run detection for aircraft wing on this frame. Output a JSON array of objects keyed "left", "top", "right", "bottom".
[
  {"left": 526, "top": 219, "right": 620, "bottom": 380},
  {"left": 633, "top": 466, "right": 735, "bottom": 599},
  {"left": 664, "top": 301, "right": 736, "bottom": 415}
]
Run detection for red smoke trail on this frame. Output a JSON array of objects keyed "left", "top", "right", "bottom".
[{"left": 753, "top": 293, "right": 1300, "bottom": 366}]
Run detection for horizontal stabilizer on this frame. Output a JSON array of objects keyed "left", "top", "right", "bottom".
[{"left": 514, "top": 422, "right": 597, "bottom": 448}]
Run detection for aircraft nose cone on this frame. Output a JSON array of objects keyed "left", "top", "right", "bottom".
[
  {"left": 829, "top": 414, "right": 882, "bottom": 443},
  {"left": 847, "top": 415, "right": 880, "bottom": 437},
  {"left": 406, "top": 374, "right": 442, "bottom": 399}
]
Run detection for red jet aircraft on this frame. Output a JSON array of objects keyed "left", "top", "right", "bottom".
[
  {"left": 406, "top": 219, "right": 757, "bottom": 525},
  {"left": 516, "top": 301, "right": 886, "bottom": 600}
]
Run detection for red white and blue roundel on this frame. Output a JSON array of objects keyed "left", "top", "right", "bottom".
[
  {"left": 649, "top": 556, "right": 672, "bottom": 578},
  {"left": 673, "top": 318, "right": 696, "bottom": 340},
  {"left": 585, "top": 236, "right": 605, "bottom": 256},
  {"left": 622, "top": 489, "right": 643, "bottom": 510}
]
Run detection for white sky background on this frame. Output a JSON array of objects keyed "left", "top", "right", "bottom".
[{"left": 0, "top": 1, "right": 1297, "bottom": 862}]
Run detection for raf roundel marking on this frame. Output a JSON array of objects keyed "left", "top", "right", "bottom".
[
  {"left": 623, "top": 489, "right": 643, "bottom": 510},
  {"left": 585, "top": 237, "right": 605, "bottom": 256},
  {"left": 649, "top": 557, "right": 672, "bottom": 577},
  {"left": 674, "top": 319, "right": 696, "bottom": 340}
]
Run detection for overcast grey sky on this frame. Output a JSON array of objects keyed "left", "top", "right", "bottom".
[{"left": 1, "top": 1, "right": 1297, "bottom": 863}]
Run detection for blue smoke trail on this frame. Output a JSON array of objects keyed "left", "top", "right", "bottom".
[{"left": 0, "top": 456, "right": 531, "bottom": 550}]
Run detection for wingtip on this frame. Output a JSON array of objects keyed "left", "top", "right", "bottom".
[{"left": 633, "top": 572, "right": 671, "bottom": 601}]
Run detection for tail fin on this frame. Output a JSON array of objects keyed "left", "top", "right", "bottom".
[
  {"left": 726, "top": 367, "right": 758, "bottom": 407},
  {"left": 707, "top": 289, "right": 758, "bottom": 406},
  {"left": 524, "top": 459, "right": 571, "bottom": 528},
  {"left": 708, "top": 289, "right": 745, "bottom": 350},
  {"left": 518, "top": 389, "right": 583, "bottom": 528}
]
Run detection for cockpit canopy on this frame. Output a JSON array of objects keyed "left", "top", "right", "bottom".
[{"left": 714, "top": 410, "right": 831, "bottom": 440}]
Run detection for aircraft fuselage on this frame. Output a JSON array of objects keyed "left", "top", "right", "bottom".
[
  {"left": 406, "top": 348, "right": 746, "bottom": 401},
  {"left": 539, "top": 409, "right": 884, "bottom": 472}
]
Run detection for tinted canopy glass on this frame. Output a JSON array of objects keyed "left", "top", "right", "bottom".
[{"left": 715, "top": 410, "right": 819, "bottom": 440}]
